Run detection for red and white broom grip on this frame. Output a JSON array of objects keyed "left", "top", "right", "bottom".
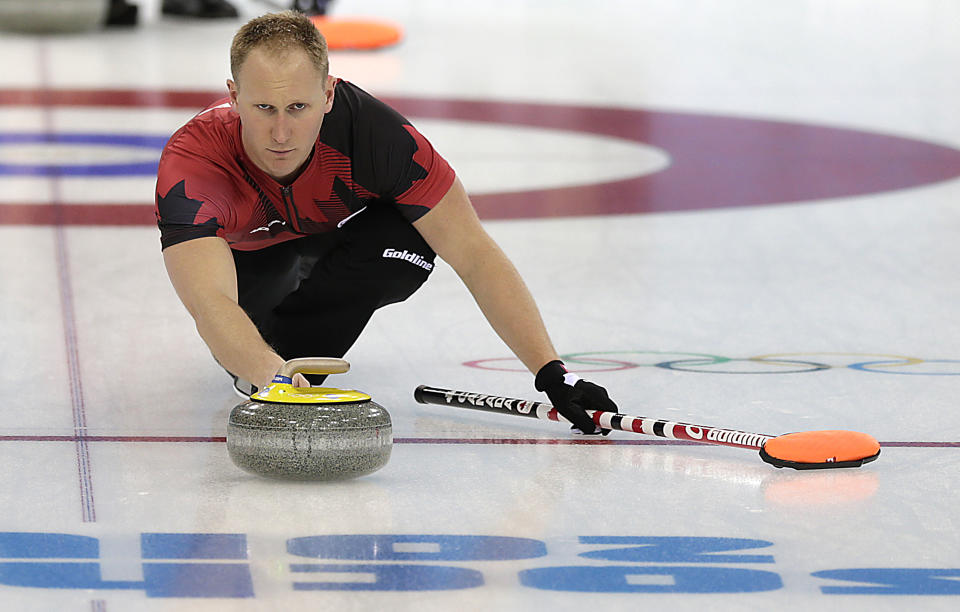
[{"left": 414, "top": 385, "right": 774, "bottom": 451}]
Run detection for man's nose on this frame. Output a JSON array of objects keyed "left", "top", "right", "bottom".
[{"left": 272, "top": 113, "right": 291, "bottom": 145}]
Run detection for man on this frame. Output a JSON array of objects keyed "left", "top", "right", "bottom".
[{"left": 155, "top": 11, "right": 618, "bottom": 434}]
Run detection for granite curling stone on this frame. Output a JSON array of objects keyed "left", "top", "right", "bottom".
[
  {"left": 226, "top": 358, "right": 392, "bottom": 480},
  {"left": 0, "top": 0, "right": 108, "bottom": 34}
]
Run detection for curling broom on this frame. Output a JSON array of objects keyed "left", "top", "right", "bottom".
[{"left": 414, "top": 386, "right": 880, "bottom": 470}]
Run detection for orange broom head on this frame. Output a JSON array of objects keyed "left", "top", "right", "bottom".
[{"left": 760, "top": 430, "right": 880, "bottom": 470}]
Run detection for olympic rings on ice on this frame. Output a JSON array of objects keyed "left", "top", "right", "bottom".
[{"left": 463, "top": 352, "right": 960, "bottom": 375}]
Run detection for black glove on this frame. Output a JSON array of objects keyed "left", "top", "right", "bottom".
[{"left": 535, "top": 360, "right": 619, "bottom": 435}]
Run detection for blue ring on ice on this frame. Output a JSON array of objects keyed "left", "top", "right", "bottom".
[
  {"left": 848, "top": 359, "right": 960, "bottom": 375},
  {"left": 0, "top": 132, "right": 168, "bottom": 176}
]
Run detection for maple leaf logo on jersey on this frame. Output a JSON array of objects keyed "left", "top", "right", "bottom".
[{"left": 156, "top": 180, "right": 220, "bottom": 229}]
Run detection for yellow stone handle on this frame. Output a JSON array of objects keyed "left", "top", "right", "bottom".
[
  {"left": 277, "top": 357, "right": 350, "bottom": 379},
  {"left": 250, "top": 358, "right": 368, "bottom": 404}
]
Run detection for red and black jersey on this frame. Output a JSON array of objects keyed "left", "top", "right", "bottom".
[{"left": 155, "top": 79, "right": 455, "bottom": 251}]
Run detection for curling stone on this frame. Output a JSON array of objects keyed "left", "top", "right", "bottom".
[
  {"left": 227, "top": 358, "right": 391, "bottom": 481},
  {"left": 0, "top": 0, "right": 108, "bottom": 33}
]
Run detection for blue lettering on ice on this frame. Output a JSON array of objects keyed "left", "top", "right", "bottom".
[
  {"left": 578, "top": 536, "right": 775, "bottom": 563},
  {"left": 287, "top": 534, "right": 547, "bottom": 561},
  {"left": 0, "top": 562, "right": 252, "bottom": 598},
  {"left": 0, "top": 532, "right": 98, "bottom": 558},
  {"left": 291, "top": 564, "right": 484, "bottom": 591},
  {"left": 0, "top": 533, "right": 253, "bottom": 598},
  {"left": 813, "top": 568, "right": 960, "bottom": 595},
  {"left": 519, "top": 565, "right": 783, "bottom": 593},
  {"left": 2, "top": 532, "right": 959, "bottom": 598},
  {"left": 140, "top": 533, "right": 248, "bottom": 559}
]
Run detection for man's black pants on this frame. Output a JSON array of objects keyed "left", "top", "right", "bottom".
[{"left": 232, "top": 204, "right": 436, "bottom": 368}]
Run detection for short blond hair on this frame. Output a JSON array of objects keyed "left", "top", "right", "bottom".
[{"left": 230, "top": 11, "right": 328, "bottom": 81}]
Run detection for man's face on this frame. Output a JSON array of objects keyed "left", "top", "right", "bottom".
[{"left": 227, "top": 47, "right": 334, "bottom": 184}]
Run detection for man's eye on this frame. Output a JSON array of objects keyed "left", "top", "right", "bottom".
[
  {"left": 290, "top": 103, "right": 307, "bottom": 111},
  {"left": 256, "top": 104, "right": 273, "bottom": 111}
]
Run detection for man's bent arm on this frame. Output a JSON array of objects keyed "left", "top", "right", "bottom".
[
  {"left": 162, "top": 236, "right": 286, "bottom": 388},
  {"left": 413, "top": 178, "right": 561, "bottom": 374}
]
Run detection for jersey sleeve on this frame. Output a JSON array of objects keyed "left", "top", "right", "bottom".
[
  {"left": 392, "top": 123, "right": 456, "bottom": 215},
  {"left": 334, "top": 82, "right": 456, "bottom": 222},
  {"left": 154, "top": 131, "right": 236, "bottom": 250}
]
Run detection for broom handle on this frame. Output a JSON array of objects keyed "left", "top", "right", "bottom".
[{"left": 414, "top": 385, "right": 774, "bottom": 451}]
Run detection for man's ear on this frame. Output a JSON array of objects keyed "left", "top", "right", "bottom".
[
  {"left": 227, "top": 79, "right": 239, "bottom": 111},
  {"left": 323, "top": 75, "right": 336, "bottom": 113}
]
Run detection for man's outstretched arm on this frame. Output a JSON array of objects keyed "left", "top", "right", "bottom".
[
  {"left": 162, "top": 236, "right": 287, "bottom": 390},
  {"left": 412, "top": 177, "right": 560, "bottom": 374},
  {"left": 413, "top": 177, "right": 619, "bottom": 433}
]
